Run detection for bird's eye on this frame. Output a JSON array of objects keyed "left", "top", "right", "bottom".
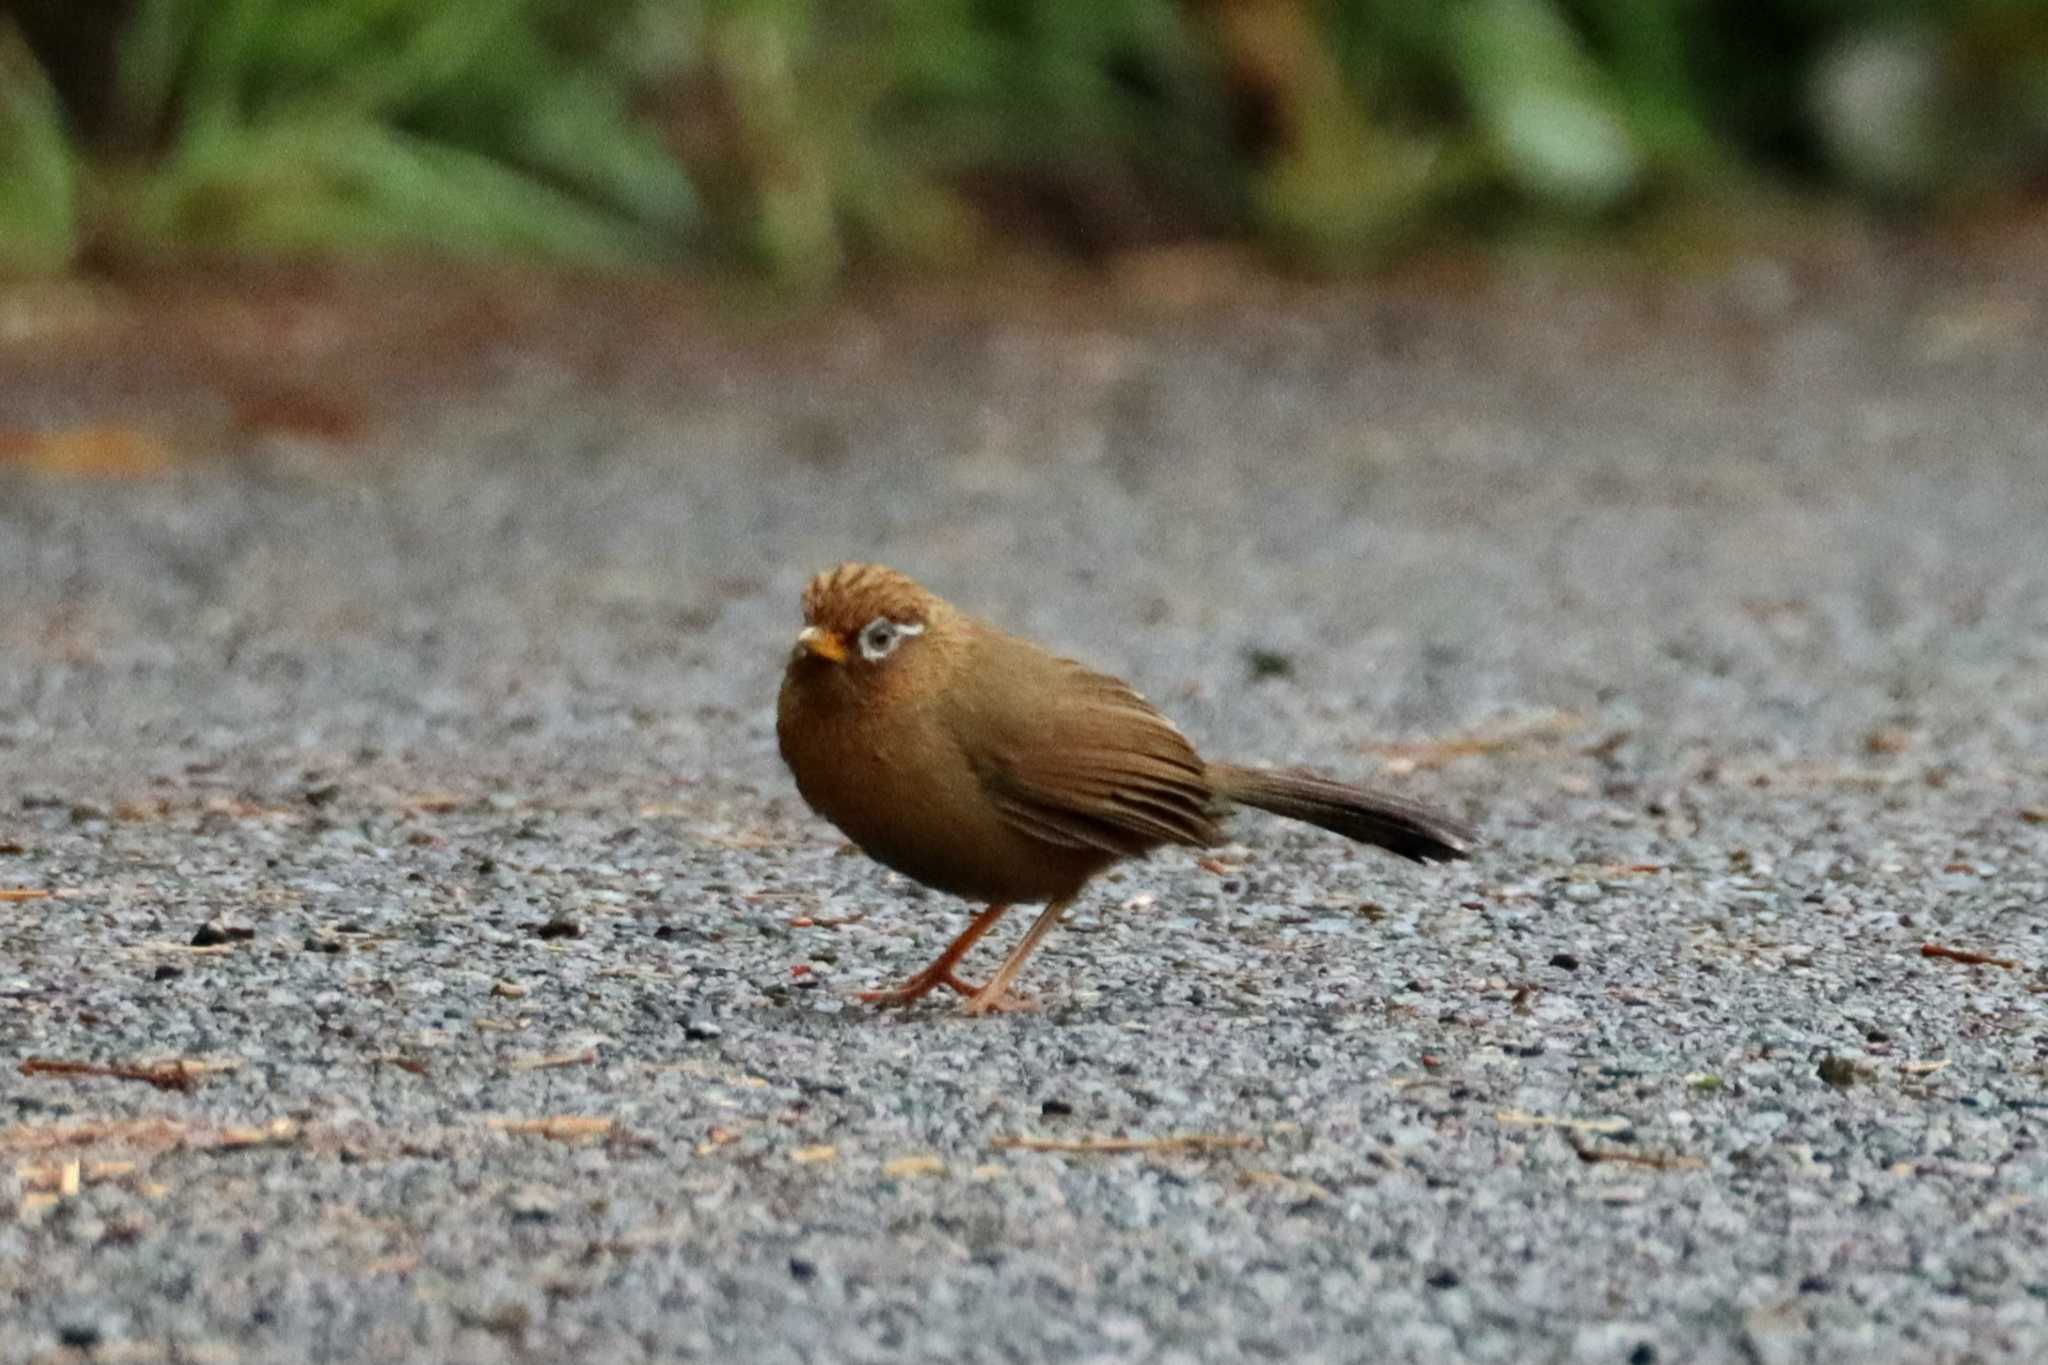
[{"left": 857, "top": 616, "right": 922, "bottom": 662}]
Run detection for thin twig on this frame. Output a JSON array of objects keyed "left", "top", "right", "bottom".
[
  {"left": 1495, "top": 1109, "right": 1630, "bottom": 1135},
  {"left": 487, "top": 1116, "right": 613, "bottom": 1141},
  {"left": 505, "top": 1049, "right": 598, "bottom": 1072},
  {"left": 1920, "top": 943, "right": 2018, "bottom": 969},
  {"left": 19, "top": 1056, "right": 240, "bottom": 1092},
  {"left": 1572, "top": 1142, "right": 1705, "bottom": 1171}
]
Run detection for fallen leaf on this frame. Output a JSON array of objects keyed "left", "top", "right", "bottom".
[{"left": 0, "top": 424, "right": 176, "bottom": 478}]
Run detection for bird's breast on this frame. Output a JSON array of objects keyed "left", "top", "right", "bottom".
[{"left": 776, "top": 675, "right": 1107, "bottom": 904}]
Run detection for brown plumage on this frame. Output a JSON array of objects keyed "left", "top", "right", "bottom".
[{"left": 776, "top": 563, "right": 1476, "bottom": 1014}]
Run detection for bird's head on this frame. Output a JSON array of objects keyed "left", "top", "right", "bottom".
[{"left": 787, "top": 562, "right": 945, "bottom": 678}]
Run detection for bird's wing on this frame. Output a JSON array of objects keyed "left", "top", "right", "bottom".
[{"left": 948, "top": 638, "right": 1221, "bottom": 856}]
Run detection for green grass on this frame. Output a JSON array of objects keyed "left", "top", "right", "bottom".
[{"left": 1, "top": 0, "right": 2044, "bottom": 281}]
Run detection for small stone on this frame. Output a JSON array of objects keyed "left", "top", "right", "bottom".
[
  {"left": 1041, "top": 1098, "right": 1074, "bottom": 1117},
  {"left": 534, "top": 917, "right": 581, "bottom": 940},
  {"left": 684, "top": 1020, "right": 722, "bottom": 1041},
  {"left": 788, "top": 1258, "right": 818, "bottom": 1282},
  {"left": 57, "top": 1322, "right": 104, "bottom": 1350},
  {"left": 1243, "top": 648, "right": 1294, "bottom": 680},
  {"left": 1424, "top": 1267, "right": 1461, "bottom": 1289},
  {"left": 191, "top": 922, "right": 253, "bottom": 947},
  {"left": 1817, "top": 1055, "right": 1861, "bottom": 1088},
  {"left": 1548, "top": 952, "right": 1581, "bottom": 970},
  {"left": 152, "top": 964, "right": 182, "bottom": 982},
  {"left": 503, "top": 1186, "right": 559, "bottom": 1222}
]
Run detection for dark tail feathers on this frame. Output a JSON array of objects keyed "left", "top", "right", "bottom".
[{"left": 1209, "top": 763, "right": 1476, "bottom": 864}]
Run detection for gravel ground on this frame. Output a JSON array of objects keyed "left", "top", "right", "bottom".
[{"left": 2, "top": 251, "right": 2046, "bottom": 1364}]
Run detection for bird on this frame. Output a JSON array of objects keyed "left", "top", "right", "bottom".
[{"left": 775, "top": 563, "right": 1476, "bottom": 1015}]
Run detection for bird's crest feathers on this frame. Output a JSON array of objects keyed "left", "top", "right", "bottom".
[{"left": 801, "top": 563, "right": 942, "bottom": 639}]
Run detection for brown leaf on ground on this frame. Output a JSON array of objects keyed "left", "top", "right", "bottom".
[
  {"left": 230, "top": 382, "right": 369, "bottom": 442},
  {"left": 0, "top": 424, "right": 177, "bottom": 478}
]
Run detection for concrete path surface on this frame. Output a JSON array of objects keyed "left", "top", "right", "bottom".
[{"left": 3, "top": 252, "right": 2046, "bottom": 1363}]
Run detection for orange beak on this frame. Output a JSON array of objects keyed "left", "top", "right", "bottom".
[{"left": 795, "top": 626, "right": 848, "bottom": 664}]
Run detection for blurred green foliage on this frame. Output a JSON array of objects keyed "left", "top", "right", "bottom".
[{"left": 1, "top": 0, "right": 2044, "bottom": 280}]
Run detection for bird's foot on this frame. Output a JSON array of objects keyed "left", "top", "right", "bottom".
[
  {"left": 959, "top": 984, "right": 1040, "bottom": 1016},
  {"left": 857, "top": 968, "right": 983, "bottom": 1007}
]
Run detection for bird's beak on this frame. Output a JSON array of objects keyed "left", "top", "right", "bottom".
[{"left": 794, "top": 626, "right": 848, "bottom": 664}]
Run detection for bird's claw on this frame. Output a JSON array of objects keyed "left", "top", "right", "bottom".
[{"left": 856, "top": 968, "right": 983, "bottom": 1007}]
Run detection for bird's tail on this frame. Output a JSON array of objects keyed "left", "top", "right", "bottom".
[{"left": 1208, "top": 763, "right": 1475, "bottom": 864}]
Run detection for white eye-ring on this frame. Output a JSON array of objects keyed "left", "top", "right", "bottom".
[{"left": 857, "top": 615, "right": 922, "bottom": 662}]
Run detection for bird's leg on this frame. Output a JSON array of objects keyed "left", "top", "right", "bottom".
[
  {"left": 961, "top": 898, "right": 1072, "bottom": 1016},
  {"left": 857, "top": 904, "right": 1009, "bottom": 1006}
]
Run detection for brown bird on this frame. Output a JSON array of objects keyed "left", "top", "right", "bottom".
[{"left": 776, "top": 563, "right": 1476, "bottom": 1015}]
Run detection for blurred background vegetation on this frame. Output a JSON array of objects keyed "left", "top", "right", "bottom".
[{"left": 2, "top": 0, "right": 2045, "bottom": 286}]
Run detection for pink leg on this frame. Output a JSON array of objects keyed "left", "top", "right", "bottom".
[
  {"left": 962, "top": 899, "right": 1072, "bottom": 1016},
  {"left": 857, "top": 904, "right": 1009, "bottom": 1006}
]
